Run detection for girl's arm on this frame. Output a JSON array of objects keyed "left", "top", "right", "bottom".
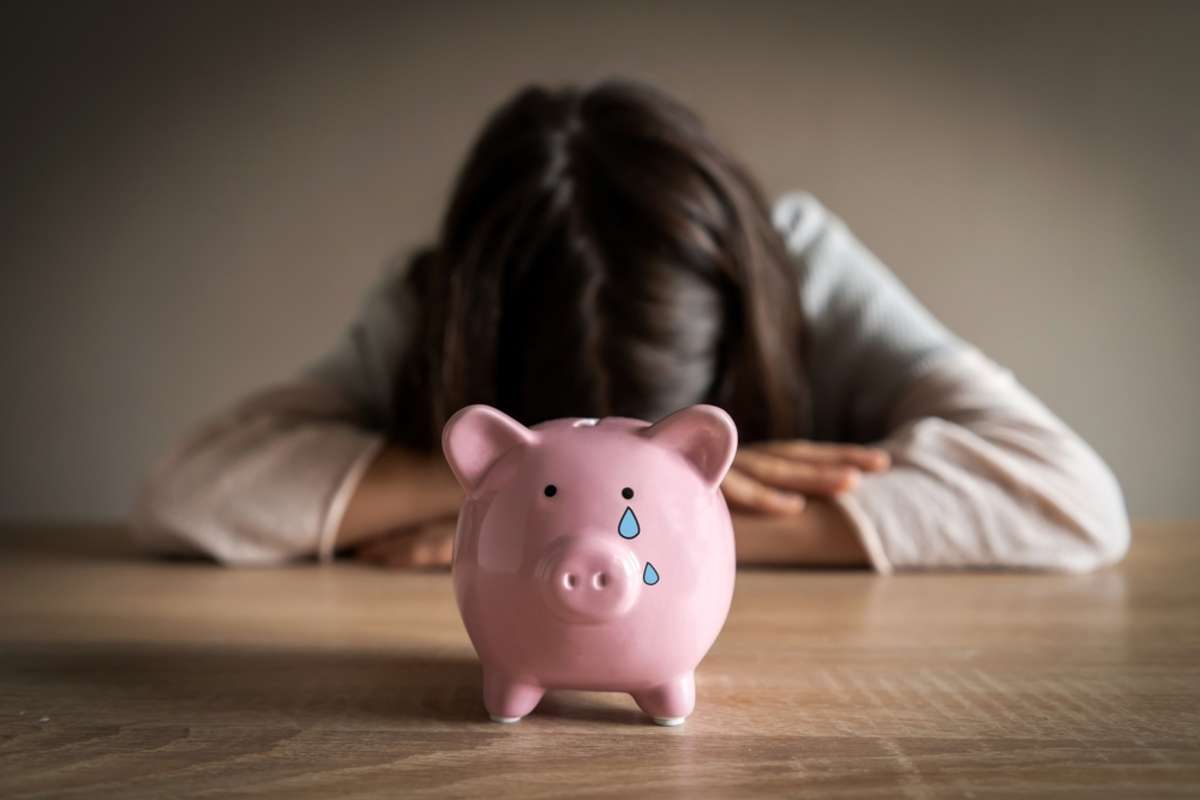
[
  {"left": 830, "top": 346, "right": 1129, "bottom": 571},
  {"left": 133, "top": 381, "right": 386, "bottom": 564},
  {"left": 133, "top": 381, "right": 461, "bottom": 565},
  {"left": 133, "top": 265, "right": 455, "bottom": 564},
  {"left": 772, "top": 192, "right": 1129, "bottom": 571}
]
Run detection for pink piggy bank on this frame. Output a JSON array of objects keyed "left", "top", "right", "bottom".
[{"left": 442, "top": 403, "right": 738, "bottom": 726}]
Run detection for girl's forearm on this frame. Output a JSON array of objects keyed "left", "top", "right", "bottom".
[
  {"left": 334, "top": 446, "right": 464, "bottom": 550},
  {"left": 732, "top": 499, "right": 868, "bottom": 566},
  {"left": 337, "top": 449, "right": 868, "bottom": 565}
]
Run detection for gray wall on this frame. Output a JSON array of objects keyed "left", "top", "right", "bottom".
[{"left": 2, "top": 1, "right": 1197, "bottom": 520}]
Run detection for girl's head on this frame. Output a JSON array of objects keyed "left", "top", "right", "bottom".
[{"left": 397, "top": 79, "right": 805, "bottom": 449}]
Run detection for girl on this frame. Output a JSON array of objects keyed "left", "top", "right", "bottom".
[{"left": 134, "top": 79, "right": 1129, "bottom": 572}]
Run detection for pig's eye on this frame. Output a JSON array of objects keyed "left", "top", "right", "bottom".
[
  {"left": 544, "top": 484, "right": 558, "bottom": 498},
  {"left": 621, "top": 487, "right": 635, "bottom": 500}
]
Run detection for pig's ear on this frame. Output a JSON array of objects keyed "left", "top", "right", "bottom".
[
  {"left": 442, "top": 405, "right": 538, "bottom": 493},
  {"left": 640, "top": 404, "right": 738, "bottom": 489}
]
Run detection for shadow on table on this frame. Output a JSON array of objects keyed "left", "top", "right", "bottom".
[
  {"left": 2, "top": 640, "right": 649, "bottom": 726},
  {"left": 0, "top": 524, "right": 147, "bottom": 562}
]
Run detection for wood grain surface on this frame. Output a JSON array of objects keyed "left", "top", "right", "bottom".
[{"left": 1, "top": 523, "right": 1197, "bottom": 798}]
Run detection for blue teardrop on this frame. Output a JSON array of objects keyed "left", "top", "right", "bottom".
[
  {"left": 618, "top": 506, "right": 640, "bottom": 539},
  {"left": 643, "top": 562, "right": 660, "bottom": 585}
]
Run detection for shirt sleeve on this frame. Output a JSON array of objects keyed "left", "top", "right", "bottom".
[
  {"left": 773, "top": 192, "right": 966, "bottom": 444},
  {"left": 774, "top": 192, "right": 1130, "bottom": 571},
  {"left": 131, "top": 267, "right": 416, "bottom": 565}
]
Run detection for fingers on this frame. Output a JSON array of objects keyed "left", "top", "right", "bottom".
[
  {"left": 722, "top": 467, "right": 806, "bottom": 515},
  {"left": 751, "top": 440, "right": 890, "bottom": 472},
  {"left": 356, "top": 520, "right": 456, "bottom": 569},
  {"left": 733, "top": 449, "right": 861, "bottom": 495}
]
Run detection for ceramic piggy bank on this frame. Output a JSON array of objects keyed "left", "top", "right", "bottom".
[{"left": 442, "top": 403, "right": 738, "bottom": 726}]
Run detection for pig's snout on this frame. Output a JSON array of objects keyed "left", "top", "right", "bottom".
[{"left": 538, "top": 537, "right": 640, "bottom": 623}]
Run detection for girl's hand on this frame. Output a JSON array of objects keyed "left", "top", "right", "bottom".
[
  {"left": 355, "top": 518, "right": 457, "bottom": 569},
  {"left": 722, "top": 440, "right": 890, "bottom": 515}
]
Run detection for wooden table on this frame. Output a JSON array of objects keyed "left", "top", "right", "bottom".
[{"left": 1, "top": 523, "right": 1197, "bottom": 798}]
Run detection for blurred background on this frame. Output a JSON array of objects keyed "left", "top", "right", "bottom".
[{"left": 1, "top": 0, "right": 1197, "bottom": 523}]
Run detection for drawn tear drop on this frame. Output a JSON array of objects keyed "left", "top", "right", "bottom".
[
  {"left": 618, "top": 506, "right": 640, "bottom": 539},
  {"left": 643, "top": 562, "right": 660, "bottom": 586}
]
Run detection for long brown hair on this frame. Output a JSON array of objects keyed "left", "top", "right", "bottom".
[{"left": 393, "top": 79, "right": 807, "bottom": 450}]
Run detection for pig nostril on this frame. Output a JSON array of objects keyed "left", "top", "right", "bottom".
[
  {"left": 592, "top": 572, "right": 609, "bottom": 590},
  {"left": 564, "top": 573, "right": 578, "bottom": 590}
]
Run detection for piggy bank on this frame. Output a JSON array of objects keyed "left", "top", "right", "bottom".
[{"left": 441, "top": 403, "right": 738, "bottom": 726}]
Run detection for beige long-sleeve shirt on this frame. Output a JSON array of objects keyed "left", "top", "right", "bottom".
[{"left": 133, "top": 193, "right": 1130, "bottom": 571}]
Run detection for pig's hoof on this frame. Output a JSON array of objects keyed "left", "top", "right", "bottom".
[
  {"left": 489, "top": 714, "right": 522, "bottom": 724},
  {"left": 653, "top": 716, "right": 686, "bottom": 727}
]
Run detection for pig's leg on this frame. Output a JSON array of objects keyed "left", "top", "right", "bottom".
[
  {"left": 482, "top": 669, "right": 544, "bottom": 723},
  {"left": 632, "top": 672, "right": 695, "bottom": 726}
]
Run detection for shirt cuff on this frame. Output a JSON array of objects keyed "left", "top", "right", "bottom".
[
  {"left": 830, "top": 491, "right": 894, "bottom": 574},
  {"left": 316, "top": 436, "right": 386, "bottom": 563}
]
